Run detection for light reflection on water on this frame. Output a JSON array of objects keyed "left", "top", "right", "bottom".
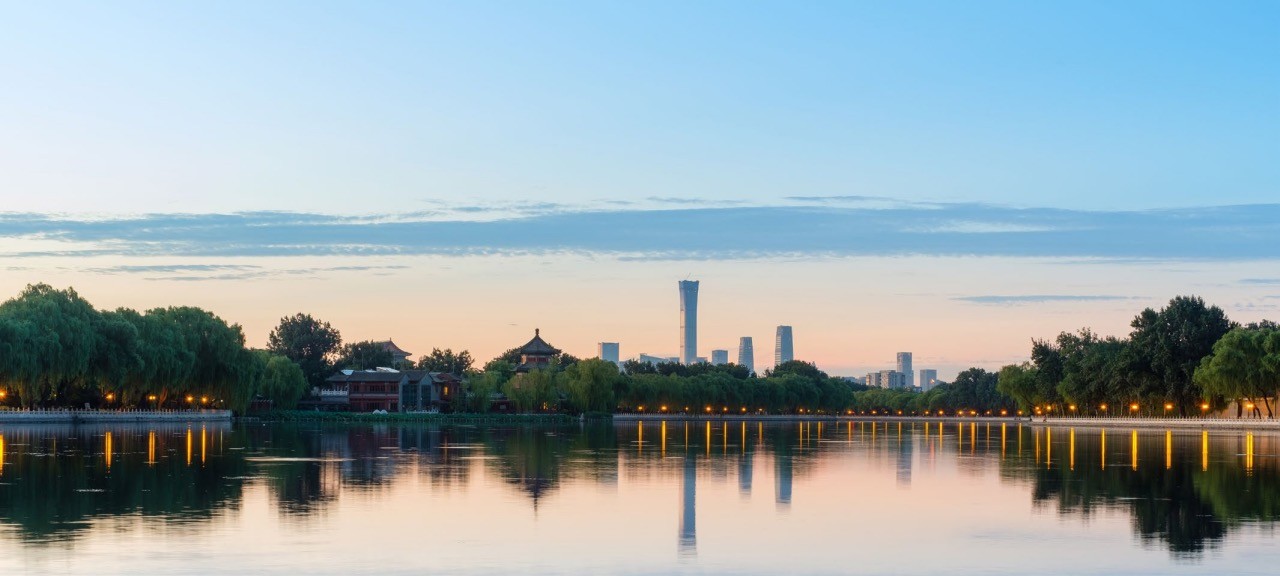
[{"left": 0, "top": 420, "right": 1277, "bottom": 574}]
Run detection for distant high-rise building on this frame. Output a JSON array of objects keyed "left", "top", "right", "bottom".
[
  {"left": 919, "top": 369, "right": 938, "bottom": 392},
  {"left": 679, "top": 280, "right": 699, "bottom": 365},
  {"left": 598, "top": 342, "right": 620, "bottom": 364},
  {"left": 638, "top": 353, "right": 679, "bottom": 365},
  {"left": 867, "top": 370, "right": 907, "bottom": 389},
  {"left": 710, "top": 349, "right": 729, "bottom": 365},
  {"left": 896, "top": 352, "right": 914, "bottom": 389},
  {"left": 738, "top": 337, "right": 755, "bottom": 374},
  {"left": 774, "top": 326, "right": 794, "bottom": 366}
]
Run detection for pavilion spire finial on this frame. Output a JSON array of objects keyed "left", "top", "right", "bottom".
[{"left": 535, "top": 328, "right": 540, "bottom": 337}]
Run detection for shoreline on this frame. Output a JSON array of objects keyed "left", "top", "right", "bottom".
[{"left": 0, "top": 409, "right": 232, "bottom": 424}]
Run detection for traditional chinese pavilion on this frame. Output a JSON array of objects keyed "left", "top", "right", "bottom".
[{"left": 515, "top": 329, "right": 560, "bottom": 373}]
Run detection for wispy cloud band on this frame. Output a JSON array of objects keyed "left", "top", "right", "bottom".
[{"left": 1, "top": 202, "right": 1277, "bottom": 261}]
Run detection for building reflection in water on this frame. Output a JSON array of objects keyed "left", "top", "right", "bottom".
[
  {"left": 896, "top": 423, "right": 912, "bottom": 487},
  {"left": 679, "top": 450, "right": 697, "bottom": 556},
  {"left": 775, "top": 445, "right": 792, "bottom": 507}
]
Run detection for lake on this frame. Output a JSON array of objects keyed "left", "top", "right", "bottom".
[{"left": 0, "top": 419, "right": 1276, "bottom": 575}]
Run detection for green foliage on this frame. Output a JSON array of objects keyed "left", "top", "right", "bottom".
[
  {"left": 0, "top": 284, "right": 297, "bottom": 413},
  {"left": 257, "top": 351, "right": 309, "bottom": 410},
  {"left": 335, "top": 340, "right": 395, "bottom": 370},
  {"left": 415, "top": 348, "right": 474, "bottom": 375},
  {"left": 562, "top": 358, "right": 620, "bottom": 413},
  {"left": 267, "top": 313, "right": 341, "bottom": 388},
  {"left": 503, "top": 368, "right": 561, "bottom": 412},
  {"left": 1195, "top": 328, "right": 1280, "bottom": 417},
  {"left": 1129, "top": 296, "right": 1235, "bottom": 415}
]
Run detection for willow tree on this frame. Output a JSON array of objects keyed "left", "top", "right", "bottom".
[{"left": 1195, "top": 328, "right": 1277, "bottom": 418}]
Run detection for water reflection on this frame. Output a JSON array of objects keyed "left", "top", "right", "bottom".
[{"left": 0, "top": 420, "right": 1277, "bottom": 566}]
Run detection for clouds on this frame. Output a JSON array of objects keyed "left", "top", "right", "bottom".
[
  {"left": 74, "top": 263, "right": 409, "bottom": 282},
  {"left": 0, "top": 201, "right": 1277, "bottom": 261}
]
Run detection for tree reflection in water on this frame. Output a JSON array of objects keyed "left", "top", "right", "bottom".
[{"left": 0, "top": 420, "right": 1276, "bottom": 559}]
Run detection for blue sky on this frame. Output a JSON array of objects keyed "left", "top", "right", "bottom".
[
  {"left": 0, "top": 1, "right": 1276, "bottom": 378},
  {"left": 2, "top": 1, "right": 1275, "bottom": 213}
]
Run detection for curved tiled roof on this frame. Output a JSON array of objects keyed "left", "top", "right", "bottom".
[{"left": 517, "top": 328, "right": 561, "bottom": 356}]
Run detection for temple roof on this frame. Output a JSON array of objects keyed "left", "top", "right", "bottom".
[
  {"left": 377, "top": 339, "right": 411, "bottom": 357},
  {"left": 517, "top": 329, "right": 560, "bottom": 356}
]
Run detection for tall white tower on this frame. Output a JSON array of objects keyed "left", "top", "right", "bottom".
[{"left": 679, "top": 280, "right": 699, "bottom": 365}]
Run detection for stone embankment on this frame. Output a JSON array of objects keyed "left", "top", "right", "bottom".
[
  {"left": 1028, "top": 416, "right": 1280, "bottom": 431},
  {"left": 0, "top": 409, "right": 232, "bottom": 424}
]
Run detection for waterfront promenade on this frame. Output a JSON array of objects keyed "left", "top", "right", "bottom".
[{"left": 0, "top": 409, "right": 232, "bottom": 424}]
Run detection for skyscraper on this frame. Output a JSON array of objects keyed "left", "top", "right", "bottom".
[
  {"left": 710, "top": 349, "right": 729, "bottom": 365},
  {"left": 896, "top": 352, "right": 913, "bottom": 389},
  {"left": 738, "top": 337, "right": 755, "bottom": 374},
  {"left": 598, "top": 342, "right": 620, "bottom": 364},
  {"left": 679, "top": 280, "right": 699, "bottom": 365},
  {"left": 774, "top": 326, "right": 794, "bottom": 366},
  {"left": 919, "top": 369, "right": 938, "bottom": 392}
]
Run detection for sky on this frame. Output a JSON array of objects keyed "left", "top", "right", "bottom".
[{"left": 0, "top": 1, "right": 1277, "bottom": 379}]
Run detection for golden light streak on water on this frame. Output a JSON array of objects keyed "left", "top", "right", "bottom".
[
  {"left": 186, "top": 428, "right": 193, "bottom": 466},
  {"left": 1246, "top": 432, "right": 1254, "bottom": 471},
  {"left": 105, "top": 432, "right": 113, "bottom": 469},
  {"left": 637, "top": 421, "right": 643, "bottom": 456},
  {"left": 148, "top": 431, "right": 156, "bottom": 465},
  {"left": 1034, "top": 428, "right": 1041, "bottom": 463},
  {"left": 661, "top": 421, "right": 667, "bottom": 457},
  {"left": 0, "top": 434, "right": 5, "bottom": 476},
  {"left": 1202, "top": 430, "right": 1209, "bottom": 472},
  {"left": 971, "top": 422, "right": 976, "bottom": 454},
  {"left": 1046, "top": 428, "right": 1052, "bottom": 469},
  {"left": 1069, "top": 429, "right": 1075, "bottom": 471},
  {"left": 1131, "top": 430, "right": 1139, "bottom": 471},
  {"left": 705, "top": 421, "right": 711, "bottom": 456},
  {"left": 1165, "top": 430, "right": 1172, "bottom": 470},
  {"left": 1101, "top": 430, "right": 1106, "bottom": 470},
  {"left": 201, "top": 426, "right": 207, "bottom": 465},
  {"left": 1000, "top": 424, "right": 1006, "bottom": 460}
]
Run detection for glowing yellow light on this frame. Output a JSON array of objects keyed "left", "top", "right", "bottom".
[
  {"left": 1164, "top": 403, "right": 1173, "bottom": 411},
  {"left": 637, "top": 406, "right": 644, "bottom": 412},
  {"left": 1069, "top": 405, "right": 1076, "bottom": 411},
  {"left": 1130, "top": 403, "right": 1140, "bottom": 412},
  {"left": 186, "top": 395, "right": 194, "bottom": 403},
  {"left": 660, "top": 405, "right": 667, "bottom": 412},
  {"left": 105, "top": 393, "right": 114, "bottom": 401},
  {"left": 200, "top": 396, "right": 208, "bottom": 404},
  {"left": 1246, "top": 402, "right": 1255, "bottom": 410},
  {"left": 1000, "top": 409, "right": 1008, "bottom": 416},
  {"left": 1201, "top": 403, "right": 1210, "bottom": 411},
  {"left": 705, "top": 406, "right": 711, "bottom": 412},
  {"left": 1100, "top": 404, "right": 1108, "bottom": 411},
  {"left": 148, "top": 395, "right": 157, "bottom": 401},
  {"left": 0, "top": 391, "right": 7, "bottom": 399}
]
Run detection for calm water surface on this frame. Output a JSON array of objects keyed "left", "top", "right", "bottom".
[{"left": 0, "top": 420, "right": 1277, "bottom": 575}]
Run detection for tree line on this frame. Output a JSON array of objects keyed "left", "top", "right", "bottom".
[
  {"left": 997, "top": 296, "right": 1280, "bottom": 418},
  {"left": 0, "top": 284, "right": 305, "bottom": 411}
]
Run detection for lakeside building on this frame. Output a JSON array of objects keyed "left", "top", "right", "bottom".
[
  {"left": 679, "top": 280, "right": 699, "bottom": 364},
  {"left": 316, "top": 369, "right": 458, "bottom": 412},
  {"left": 598, "top": 342, "right": 620, "bottom": 365},
  {"left": 896, "top": 352, "right": 914, "bottom": 389},
  {"left": 919, "top": 369, "right": 939, "bottom": 392},
  {"left": 775, "top": 326, "right": 794, "bottom": 366},
  {"left": 738, "top": 337, "right": 755, "bottom": 374},
  {"left": 710, "top": 349, "right": 729, "bottom": 365}
]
